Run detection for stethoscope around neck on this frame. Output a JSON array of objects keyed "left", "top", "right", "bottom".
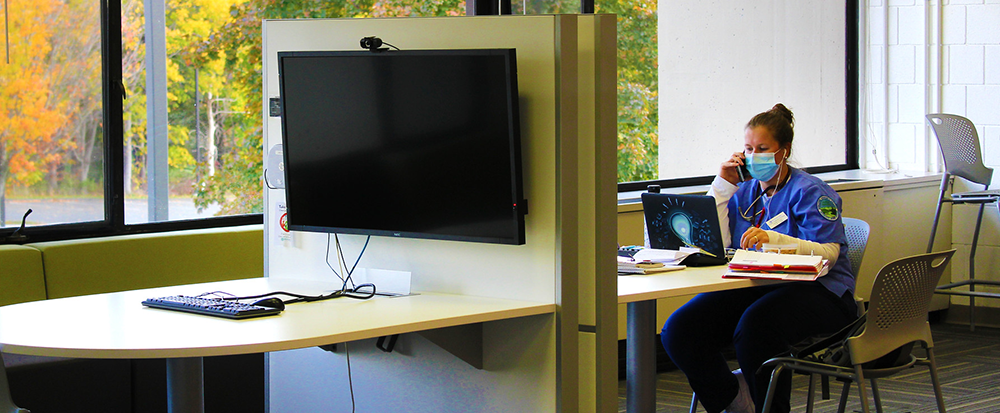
[{"left": 739, "top": 167, "right": 791, "bottom": 227}]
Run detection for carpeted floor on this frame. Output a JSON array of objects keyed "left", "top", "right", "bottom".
[{"left": 618, "top": 322, "right": 1000, "bottom": 413}]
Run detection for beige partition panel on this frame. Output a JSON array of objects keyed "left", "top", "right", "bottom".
[
  {"left": 574, "top": 14, "right": 618, "bottom": 413},
  {"left": 262, "top": 15, "right": 615, "bottom": 413}
]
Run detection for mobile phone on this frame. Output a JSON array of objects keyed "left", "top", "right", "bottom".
[{"left": 736, "top": 163, "right": 750, "bottom": 182}]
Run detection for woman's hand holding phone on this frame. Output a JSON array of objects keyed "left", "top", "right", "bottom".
[{"left": 721, "top": 151, "right": 749, "bottom": 185}]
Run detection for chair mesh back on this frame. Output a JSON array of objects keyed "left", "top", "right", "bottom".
[
  {"left": 842, "top": 218, "right": 869, "bottom": 277},
  {"left": 873, "top": 259, "right": 936, "bottom": 330},
  {"left": 849, "top": 250, "right": 955, "bottom": 365},
  {"left": 926, "top": 114, "right": 993, "bottom": 186}
]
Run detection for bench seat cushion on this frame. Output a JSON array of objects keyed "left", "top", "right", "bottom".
[
  {"left": 0, "top": 245, "right": 47, "bottom": 306},
  {"left": 29, "top": 225, "right": 263, "bottom": 299}
]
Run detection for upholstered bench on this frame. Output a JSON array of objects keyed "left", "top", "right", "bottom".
[
  {"left": 29, "top": 224, "right": 263, "bottom": 299},
  {"left": 2, "top": 225, "right": 265, "bottom": 412},
  {"left": 0, "top": 245, "right": 47, "bottom": 308}
]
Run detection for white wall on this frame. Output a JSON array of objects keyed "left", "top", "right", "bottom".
[
  {"left": 658, "top": 0, "right": 848, "bottom": 180},
  {"left": 865, "top": 0, "right": 1000, "bottom": 310},
  {"left": 865, "top": 0, "right": 1000, "bottom": 178}
]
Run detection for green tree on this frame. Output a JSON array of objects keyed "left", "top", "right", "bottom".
[
  {"left": 514, "top": 0, "right": 578, "bottom": 15},
  {"left": 188, "top": 0, "right": 348, "bottom": 215},
  {"left": 596, "top": 0, "right": 657, "bottom": 182},
  {"left": 189, "top": 0, "right": 465, "bottom": 215},
  {"left": 164, "top": 0, "right": 243, "bottom": 197}
]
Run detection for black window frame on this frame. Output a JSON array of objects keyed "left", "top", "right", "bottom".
[{"left": 0, "top": 1, "right": 261, "bottom": 246}]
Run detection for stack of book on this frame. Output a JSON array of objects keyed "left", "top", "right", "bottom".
[
  {"left": 723, "top": 250, "right": 830, "bottom": 281},
  {"left": 617, "top": 247, "right": 689, "bottom": 275}
]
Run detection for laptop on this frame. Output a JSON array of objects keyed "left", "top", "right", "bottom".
[{"left": 641, "top": 193, "right": 729, "bottom": 266}]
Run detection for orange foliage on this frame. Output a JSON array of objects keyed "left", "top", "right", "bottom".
[{"left": 0, "top": 0, "right": 69, "bottom": 189}]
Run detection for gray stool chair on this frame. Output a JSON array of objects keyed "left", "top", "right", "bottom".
[{"left": 926, "top": 113, "right": 1000, "bottom": 331}]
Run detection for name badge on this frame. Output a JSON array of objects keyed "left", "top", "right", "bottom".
[{"left": 766, "top": 212, "right": 788, "bottom": 229}]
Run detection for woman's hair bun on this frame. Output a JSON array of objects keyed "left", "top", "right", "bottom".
[
  {"left": 746, "top": 103, "right": 796, "bottom": 148},
  {"left": 770, "top": 103, "right": 794, "bottom": 127}
]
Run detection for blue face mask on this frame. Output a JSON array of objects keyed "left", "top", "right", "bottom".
[{"left": 746, "top": 150, "right": 784, "bottom": 181}]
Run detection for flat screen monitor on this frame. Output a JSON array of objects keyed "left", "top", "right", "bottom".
[{"left": 277, "top": 49, "right": 526, "bottom": 245}]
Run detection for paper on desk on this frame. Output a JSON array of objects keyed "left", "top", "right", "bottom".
[
  {"left": 352, "top": 268, "right": 411, "bottom": 296},
  {"left": 630, "top": 248, "right": 695, "bottom": 264},
  {"left": 728, "top": 250, "right": 823, "bottom": 270},
  {"left": 617, "top": 256, "right": 685, "bottom": 274},
  {"left": 723, "top": 262, "right": 829, "bottom": 281}
]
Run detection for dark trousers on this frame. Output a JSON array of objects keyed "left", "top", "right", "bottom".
[{"left": 661, "top": 283, "right": 857, "bottom": 413}]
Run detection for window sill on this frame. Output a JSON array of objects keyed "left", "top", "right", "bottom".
[{"left": 616, "top": 169, "right": 942, "bottom": 212}]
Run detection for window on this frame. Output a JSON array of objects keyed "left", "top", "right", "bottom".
[
  {"left": 593, "top": 0, "right": 658, "bottom": 184},
  {"left": 512, "top": 0, "right": 580, "bottom": 14},
  {"left": 1, "top": 0, "right": 104, "bottom": 228},
  {"left": 0, "top": 0, "right": 858, "bottom": 241},
  {"left": 1, "top": 0, "right": 463, "bottom": 243},
  {"left": 122, "top": 0, "right": 462, "bottom": 226},
  {"left": 650, "top": 1, "right": 857, "bottom": 186},
  {"left": 597, "top": 0, "right": 859, "bottom": 191}
]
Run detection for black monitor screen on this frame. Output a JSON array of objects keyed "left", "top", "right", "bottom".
[{"left": 277, "top": 49, "right": 525, "bottom": 245}]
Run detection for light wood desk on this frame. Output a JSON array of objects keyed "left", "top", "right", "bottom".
[
  {"left": 618, "top": 266, "right": 783, "bottom": 413},
  {"left": 0, "top": 278, "right": 555, "bottom": 413}
]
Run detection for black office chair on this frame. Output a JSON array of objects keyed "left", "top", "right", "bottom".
[
  {"left": 759, "top": 249, "right": 956, "bottom": 413},
  {"left": 0, "top": 354, "right": 30, "bottom": 413},
  {"left": 926, "top": 113, "right": 1000, "bottom": 331}
]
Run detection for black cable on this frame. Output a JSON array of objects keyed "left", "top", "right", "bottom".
[
  {"left": 333, "top": 234, "right": 371, "bottom": 291},
  {"left": 220, "top": 284, "right": 377, "bottom": 304},
  {"left": 335, "top": 235, "right": 348, "bottom": 288},
  {"left": 325, "top": 233, "right": 347, "bottom": 283},
  {"left": 212, "top": 234, "right": 377, "bottom": 306},
  {"left": 194, "top": 291, "right": 237, "bottom": 299},
  {"left": 382, "top": 42, "right": 400, "bottom": 51}
]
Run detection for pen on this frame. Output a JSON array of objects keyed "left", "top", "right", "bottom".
[{"left": 754, "top": 205, "right": 766, "bottom": 228}]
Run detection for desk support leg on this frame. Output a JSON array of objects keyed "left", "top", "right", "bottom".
[
  {"left": 166, "top": 357, "right": 205, "bottom": 413},
  {"left": 627, "top": 300, "right": 656, "bottom": 413}
]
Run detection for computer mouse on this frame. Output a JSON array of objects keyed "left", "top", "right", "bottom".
[{"left": 252, "top": 297, "right": 285, "bottom": 310}]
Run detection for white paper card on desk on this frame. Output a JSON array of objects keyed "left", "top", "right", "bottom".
[
  {"left": 352, "top": 268, "right": 412, "bottom": 296},
  {"left": 617, "top": 259, "right": 686, "bottom": 275},
  {"left": 631, "top": 248, "right": 694, "bottom": 264}
]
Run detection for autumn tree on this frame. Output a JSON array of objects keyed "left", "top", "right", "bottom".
[
  {"left": 44, "top": 0, "right": 103, "bottom": 194},
  {"left": 0, "top": 0, "right": 68, "bottom": 224},
  {"left": 122, "top": 0, "right": 147, "bottom": 195}
]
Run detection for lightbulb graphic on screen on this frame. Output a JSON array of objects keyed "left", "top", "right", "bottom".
[{"left": 669, "top": 212, "right": 694, "bottom": 247}]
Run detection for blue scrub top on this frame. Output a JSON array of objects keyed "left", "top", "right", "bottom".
[{"left": 728, "top": 168, "right": 855, "bottom": 298}]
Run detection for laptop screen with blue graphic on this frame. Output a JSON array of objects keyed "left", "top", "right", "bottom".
[{"left": 641, "top": 193, "right": 727, "bottom": 264}]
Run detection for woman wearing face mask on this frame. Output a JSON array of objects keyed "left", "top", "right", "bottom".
[{"left": 660, "top": 104, "right": 858, "bottom": 413}]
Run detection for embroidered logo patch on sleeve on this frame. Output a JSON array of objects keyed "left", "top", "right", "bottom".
[{"left": 817, "top": 196, "right": 839, "bottom": 221}]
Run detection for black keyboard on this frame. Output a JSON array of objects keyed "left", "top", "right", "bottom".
[{"left": 142, "top": 295, "right": 283, "bottom": 319}]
